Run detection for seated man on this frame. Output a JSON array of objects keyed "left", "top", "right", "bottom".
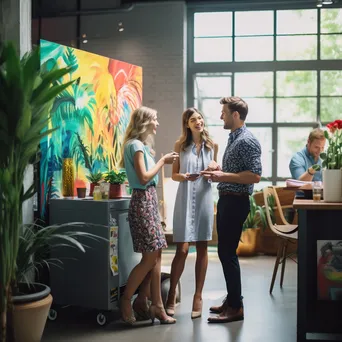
[{"left": 289, "top": 128, "right": 326, "bottom": 182}]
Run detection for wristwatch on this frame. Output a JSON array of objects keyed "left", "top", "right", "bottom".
[{"left": 308, "top": 168, "right": 314, "bottom": 176}]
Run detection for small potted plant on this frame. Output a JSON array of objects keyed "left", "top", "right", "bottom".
[
  {"left": 86, "top": 171, "right": 103, "bottom": 196},
  {"left": 237, "top": 195, "right": 267, "bottom": 257},
  {"left": 104, "top": 169, "right": 127, "bottom": 199}
]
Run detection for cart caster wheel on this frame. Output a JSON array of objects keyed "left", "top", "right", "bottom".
[
  {"left": 48, "top": 309, "right": 58, "bottom": 321},
  {"left": 96, "top": 312, "right": 108, "bottom": 326}
]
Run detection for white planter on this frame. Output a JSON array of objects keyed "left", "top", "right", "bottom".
[{"left": 323, "top": 169, "right": 342, "bottom": 203}]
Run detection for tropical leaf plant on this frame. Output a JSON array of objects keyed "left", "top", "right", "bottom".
[
  {"left": 242, "top": 195, "right": 267, "bottom": 231},
  {"left": 104, "top": 169, "right": 127, "bottom": 185},
  {"left": 0, "top": 41, "right": 74, "bottom": 341},
  {"left": 16, "top": 222, "right": 103, "bottom": 286},
  {"left": 86, "top": 171, "right": 103, "bottom": 184}
]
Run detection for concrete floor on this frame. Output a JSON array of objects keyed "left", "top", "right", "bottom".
[{"left": 42, "top": 249, "right": 298, "bottom": 342}]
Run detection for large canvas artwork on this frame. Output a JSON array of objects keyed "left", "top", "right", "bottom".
[
  {"left": 39, "top": 39, "right": 142, "bottom": 219},
  {"left": 317, "top": 240, "right": 342, "bottom": 300}
]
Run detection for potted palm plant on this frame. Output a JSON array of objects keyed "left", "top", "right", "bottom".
[
  {"left": 104, "top": 169, "right": 127, "bottom": 198},
  {"left": 237, "top": 195, "right": 267, "bottom": 257},
  {"left": 0, "top": 41, "right": 74, "bottom": 341},
  {"left": 12, "top": 222, "right": 98, "bottom": 342},
  {"left": 86, "top": 171, "right": 103, "bottom": 196}
]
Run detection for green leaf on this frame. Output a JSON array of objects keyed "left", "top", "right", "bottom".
[
  {"left": 31, "top": 66, "right": 72, "bottom": 103},
  {"left": 32, "top": 80, "right": 75, "bottom": 107}
]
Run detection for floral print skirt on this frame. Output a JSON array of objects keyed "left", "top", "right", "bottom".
[{"left": 128, "top": 186, "right": 167, "bottom": 253}]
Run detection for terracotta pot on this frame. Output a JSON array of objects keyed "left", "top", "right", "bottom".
[
  {"left": 77, "top": 187, "right": 86, "bottom": 198},
  {"left": 12, "top": 283, "right": 52, "bottom": 342},
  {"left": 89, "top": 182, "right": 99, "bottom": 197},
  {"left": 109, "top": 184, "right": 123, "bottom": 199},
  {"left": 237, "top": 228, "right": 260, "bottom": 256}
]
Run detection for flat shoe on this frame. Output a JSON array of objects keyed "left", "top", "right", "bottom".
[{"left": 207, "top": 314, "right": 243, "bottom": 324}]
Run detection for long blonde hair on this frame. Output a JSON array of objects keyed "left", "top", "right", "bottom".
[
  {"left": 120, "top": 106, "right": 157, "bottom": 167},
  {"left": 178, "top": 107, "right": 214, "bottom": 151}
]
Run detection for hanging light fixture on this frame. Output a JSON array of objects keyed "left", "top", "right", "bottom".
[
  {"left": 322, "top": 0, "right": 333, "bottom": 4},
  {"left": 317, "top": 0, "right": 323, "bottom": 6},
  {"left": 118, "top": 22, "right": 124, "bottom": 32}
]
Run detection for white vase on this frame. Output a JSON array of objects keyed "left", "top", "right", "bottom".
[{"left": 323, "top": 169, "right": 342, "bottom": 203}]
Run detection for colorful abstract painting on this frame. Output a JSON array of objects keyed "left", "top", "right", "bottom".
[
  {"left": 39, "top": 39, "right": 142, "bottom": 219},
  {"left": 317, "top": 240, "right": 342, "bottom": 300}
]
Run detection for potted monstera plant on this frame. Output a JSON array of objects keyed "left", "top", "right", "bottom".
[
  {"left": 237, "top": 195, "right": 267, "bottom": 257},
  {"left": 0, "top": 41, "right": 76, "bottom": 341}
]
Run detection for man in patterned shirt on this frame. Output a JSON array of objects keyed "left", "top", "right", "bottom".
[{"left": 201, "top": 96, "right": 262, "bottom": 323}]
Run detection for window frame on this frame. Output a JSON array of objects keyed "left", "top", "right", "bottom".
[{"left": 187, "top": 3, "right": 342, "bottom": 185}]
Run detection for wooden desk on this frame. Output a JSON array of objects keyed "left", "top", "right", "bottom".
[{"left": 293, "top": 199, "right": 342, "bottom": 342}]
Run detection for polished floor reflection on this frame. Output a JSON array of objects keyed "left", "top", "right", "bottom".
[{"left": 43, "top": 249, "right": 297, "bottom": 342}]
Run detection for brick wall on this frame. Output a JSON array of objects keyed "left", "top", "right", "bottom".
[{"left": 80, "top": 1, "right": 186, "bottom": 178}]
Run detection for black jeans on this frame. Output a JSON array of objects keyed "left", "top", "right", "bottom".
[{"left": 216, "top": 194, "right": 250, "bottom": 309}]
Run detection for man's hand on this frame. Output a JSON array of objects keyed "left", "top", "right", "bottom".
[
  {"left": 312, "top": 164, "right": 321, "bottom": 172},
  {"left": 200, "top": 170, "right": 225, "bottom": 182},
  {"left": 206, "top": 161, "right": 221, "bottom": 171}
]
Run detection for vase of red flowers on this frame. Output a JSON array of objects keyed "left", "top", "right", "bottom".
[{"left": 321, "top": 120, "right": 342, "bottom": 202}]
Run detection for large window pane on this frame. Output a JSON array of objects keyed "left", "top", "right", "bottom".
[
  {"left": 235, "top": 37, "right": 273, "bottom": 61},
  {"left": 321, "top": 71, "right": 342, "bottom": 96},
  {"left": 200, "top": 99, "right": 223, "bottom": 125},
  {"left": 248, "top": 127, "right": 272, "bottom": 178},
  {"left": 321, "top": 97, "right": 342, "bottom": 123},
  {"left": 207, "top": 126, "right": 229, "bottom": 164},
  {"left": 277, "top": 127, "right": 310, "bottom": 178},
  {"left": 194, "top": 74, "right": 232, "bottom": 98},
  {"left": 320, "top": 34, "right": 342, "bottom": 60},
  {"left": 321, "top": 8, "right": 342, "bottom": 34},
  {"left": 277, "top": 71, "right": 317, "bottom": 97},
  {"left": 194, "top": 12, "right": 232, "bottom": 37},
  {"left": 194, "top": 38, "right": 232, "bottom": 62},
  {"left": 276, "top": 35, "right": 317, "bottom": 60},
  {"left": 235, "top": 11, "right": 273, "bottom": 35},
  {"left": 277, "top": 98, "right": 317, "bottom": 123},
  {"left": 244, "top": 98, "right": 273, "bottom": 123},
  {"left": 254, "top": 181, "right": 272, "bottom": 192},
  {"left": 277, "top": 9, "right": 317, "bottom": 34},
  {"left": 235, "top": 72, "right": 273, "bottom": 97}
]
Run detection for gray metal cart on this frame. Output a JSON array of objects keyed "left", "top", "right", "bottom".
[{"left": 48, "top": 197, "right": 140, "bottom": 326}]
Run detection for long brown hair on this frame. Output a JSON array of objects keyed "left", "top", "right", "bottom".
[{"left": 178, "top": 108, "right": 214, "bottom": 151}]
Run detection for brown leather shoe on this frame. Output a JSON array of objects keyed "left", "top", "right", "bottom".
[
  {"left": 209, "top": 296, "right": 228, "bottom": 314},
  {"left": 207, "top": 306, "right": 244, "bottom": 324}
]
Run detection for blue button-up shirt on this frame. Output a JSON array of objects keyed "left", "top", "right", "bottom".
[
  {"left": 217, "top": 125, "right": 262, "bottom": 195},
  {"left": 289, "top": 147, "right": 322, "bottom": 181}
]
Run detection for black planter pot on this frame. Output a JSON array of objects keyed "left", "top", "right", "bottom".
[{"left": 12, "top": 282, "right": 51, "bottom": 304}]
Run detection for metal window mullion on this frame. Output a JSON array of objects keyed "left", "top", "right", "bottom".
[
  {"left": 188, "top": 10, "right": 195, "bottom": 108},
  {"left": 272, "top": 10, "right": 277, "bottom": 185},
  {"left": 232, "top": 11, "right": 236, "bottom": 63},
  {"left": 317, "top": 8, "right": 321, "bottom": 124}
]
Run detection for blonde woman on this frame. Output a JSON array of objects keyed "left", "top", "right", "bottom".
[
  {"left": 120, "top": 106, "right": 178, "bottom": 325},
  {"left": 165, "top": 108, "right": 218, "bottom": 319}
]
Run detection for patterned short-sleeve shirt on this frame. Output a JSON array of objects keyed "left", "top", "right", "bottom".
[{"left": 217, "top": 125, "right": 262, "bottom": 195}]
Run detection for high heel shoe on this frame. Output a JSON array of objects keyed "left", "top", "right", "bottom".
[
  {"left": 191, "top": 298, "right": 202, "bottom": 319},
  {"left": 149, "top": 305, "right": 176, "bottom": 325},
  {"left": 120, "top": 297, "right": 136, "bottom": 325},
  {"left": 165, "top": 297, "right": 176, "bottom": 317}
]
